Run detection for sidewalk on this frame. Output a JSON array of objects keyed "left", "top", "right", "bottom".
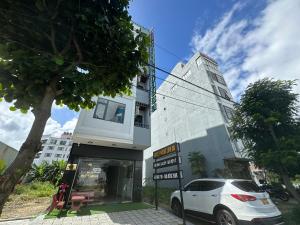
[{"left": 0, "top": 208, "right": 185, "bottom": 225}]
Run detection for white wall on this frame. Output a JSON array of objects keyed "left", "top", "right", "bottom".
[{"left": 143, "top": 52, "right": 243, "bottom": 186}]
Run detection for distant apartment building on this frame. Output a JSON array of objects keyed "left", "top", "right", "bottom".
[
  {"left": 33, "top": 132, "right": 73, "bottom": 165},
  {"left": 62, "top": 24, "right": 156, "bottom": 203},
  {"left": 144, "top": 52, "right": 249, "bottom": 187},
  {"left": 0, "top": 142, "right": 18, "bottom": 172}
]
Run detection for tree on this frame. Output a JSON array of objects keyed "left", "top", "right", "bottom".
[
  {"left": 0, "top": 0, "right": 149, "bottom": 214},
  {"left": 0, "top": 160, "right": 5, "bottom": 175},
  {"left": 27, "top": 160, "right": 66, "bottom": 185},
  {"left": 231, "top": 79, "right": 300, "bottom": 203},
  {"left": 188, "top": 152, "right": 206, "bottom": 177}
]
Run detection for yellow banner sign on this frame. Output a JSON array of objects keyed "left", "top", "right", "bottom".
[
  {"left": 153, "top": 143, "right": 178, "bottom": 159},
  {"left": 66, "top": 163, "right": 77, "bottom": 171}
]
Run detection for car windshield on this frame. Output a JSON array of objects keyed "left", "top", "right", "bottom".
[{"left": 232, "top": 181, "right": 261, "bottom": 192}]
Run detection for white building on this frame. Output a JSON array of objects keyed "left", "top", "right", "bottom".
[
  {"left": 62, "top": 24, "right": 156, "bottom": 203},
  {"left": 144, "top": 52, "right": 248, "bottom": 187},
  {"left": 33, "top": 132, "right": 73, "bottom": 165}
]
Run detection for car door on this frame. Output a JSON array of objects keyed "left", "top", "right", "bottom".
[
  {"left": 197, "top": 181, "right": 225, "bottom": 214},
  {"left": 183, "top": 181, "right": 201, "bottom": 211}
]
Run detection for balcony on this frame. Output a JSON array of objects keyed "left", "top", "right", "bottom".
[
  {"left": 134, "top": 102, "right": 149, "bottom": 129},
  {"left": 134, "top": 122, "right": 149, "bottom": 129}
]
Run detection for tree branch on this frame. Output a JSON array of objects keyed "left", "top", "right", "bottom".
[
  {"left": 50, "top": 24, "right": 58, "bottom": 54},
  {"left": 73, "top": 36, "right": 83, "bottom": 63},
  {"left": 60, "top": 25, "right": 74, "bottom": 55},
  {"left": 51, "top": 0, "right": 63, "bottom": 20}
]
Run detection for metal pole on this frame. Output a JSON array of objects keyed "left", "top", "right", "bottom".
[
  {"left": 155, "top": 161, "right": 158, "bottom": 210},
  {"left": 176, "top": 143, "right": 186, "bottom": 225}
]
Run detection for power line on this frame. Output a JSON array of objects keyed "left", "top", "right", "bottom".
[
  {"left": 132, "top": 84, "right": 222, "bottom": 112},
  {"left": 156, "top": 92, "right": 221, "bottom": 112},
  {"left": 154, "top": 75, "right": 219, "bottom": 102},
  {"left": 147, "top": 62, "right": 238, "bottom": 105},
  {"left": 154, "top": 43, "right": 183, "bottom": 61}
]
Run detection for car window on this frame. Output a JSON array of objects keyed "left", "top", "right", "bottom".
[
  {"left": 199, "top": 181, "right": 225, "bottom": 191},
  {"left": 231, "top": 181, "right": 260, "bottom": 192},
  {"left": 185, "top": 181, "right": 200, "bottom": 191}
]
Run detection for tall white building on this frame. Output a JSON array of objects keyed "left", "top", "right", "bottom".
[
  {"left": 62, "top": 24, "right": 156, "bottom": 203},
  {"left": 144, "top": 52, "right": 248, "bottom": 187},
  {"left": 33, "top": 132, "right": 73, "bottom": 165}
]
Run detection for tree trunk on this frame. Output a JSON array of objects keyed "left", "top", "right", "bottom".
[
  {"left": 0, "top": 86, "right": 56, "bottom": 215},
  {"left": 279, "top": 169, "right": 300, "bottom": 204}
]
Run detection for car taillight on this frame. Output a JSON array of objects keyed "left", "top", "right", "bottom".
[{"left": 231, "top": 194, "right": 256, "bottom": 202}]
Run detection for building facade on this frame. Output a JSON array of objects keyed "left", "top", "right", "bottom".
[
  {"left": 0, "top": 142, "right": 18, "bottom": 173},
  {"left": 33, "top": 132, "right": 73, "bottom": 165},
  {"left": 143, "top": 52, "right": 249, "bottom": 188},
  {"left": 62, "top": 25, "right": 155, "bottom": 203}
]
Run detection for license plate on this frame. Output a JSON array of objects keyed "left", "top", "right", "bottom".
[{"left": 261, "top": 198, "right": 269, "bottom": 205}]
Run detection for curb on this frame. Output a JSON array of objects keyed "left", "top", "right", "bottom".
[{"left": 0, "top": 216, "right": 33, "bottom": 222}]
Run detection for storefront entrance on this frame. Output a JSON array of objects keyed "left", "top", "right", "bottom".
[{"left": 73, "top": 158, "right": 134, "bottom": 203}]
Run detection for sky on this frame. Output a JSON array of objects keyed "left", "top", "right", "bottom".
[{"left": 1, "top": 0, "right": 300, "bottom": 150}]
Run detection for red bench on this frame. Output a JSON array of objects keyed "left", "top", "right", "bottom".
[{"left": 70, "top": 191, "right": 95, "bottom": 211}]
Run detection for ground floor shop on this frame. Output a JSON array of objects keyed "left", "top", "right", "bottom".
[{"left": 62, "top": 144, "right": 143, "bottom": 204}]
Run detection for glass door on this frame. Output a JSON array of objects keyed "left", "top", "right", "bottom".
[{"left": 73, "top": 158, "right": 134, "bottom": 203}]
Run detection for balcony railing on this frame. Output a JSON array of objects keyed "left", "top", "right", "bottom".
[{"left": 134, "top": 122, "right": 149, "bottom": 129}]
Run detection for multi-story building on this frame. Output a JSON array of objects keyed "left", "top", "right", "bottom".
[
  {"left": 33, "top": 132, "right": 73, "bottom": 165},
  {"left": 0, "top": 142, "right": 18, "bottom": 173},
  {"left": 143, "top": 52, "right": 249, "bottom": 188},
  {"left": 62, "top": 24, "right": 156, "bottom": 203}
]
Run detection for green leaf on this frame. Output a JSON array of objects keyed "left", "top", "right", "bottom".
[
  {"left": 53, "top": 56, "right": 64, "bottom": 66},
  {"left": 20, "top": 108, "right": 28, "bottom": 114},
  {"left": 9, "top": 106, "right": 17, "bottom": 111}
]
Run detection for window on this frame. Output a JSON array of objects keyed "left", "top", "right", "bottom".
[
  {"left": 232, "top": 181, "right": 261, "bottom": 193},
  {"left": 207, "top": 71, "right": 226, "bottom": 85},
  {"left": 211, "top": 85, "right": 219, "bottom": 97},
  {"left": 57, "top": 147, "right": 64, "bottom": 151},
  {"left": 44, "top": 153, "right": 52, "bottom": 157},
  {"left": 185, "top": 181, "right": 200, "bottom": 191},
  {"left": 199, "top": 181, "right": 225, "bottom": 191},
  {"left": 223, "top": 106, "right": 235, "bottom": 120},
  {"left": 60, "top": 141, "right": 67, "bottom": 145},
  {"left": 216, "top": 74, "right": 226, "bottom": 85},
  {"left": 41, "top": 139, "right": 47, "bottom": 144},
  {"left": 134, "top": 102, "right": 149, "bottom": 129},
  {"left": 49, "top": 139, "right": 57, "bottom": 145},
  {"left": 207, "top": 70, "right": 218, "bottom": 82},
  {"left": 182, "top": 70, "right": 191, "bottom": 80},
  {"left": 55, "top": 154, "right": 62, "bottom": 158},
  {"left": 93, "top": 98, "right": 126, "bottom": 124},
  {"left": 218, "top": 103, "right": 227, "bottom": 121},
  {"left": 218, "top": 87, "right": 231, "bottom": 100},
  {"left": 47, "top": 146, "right": 54, "bottom": 150},
  {"left": 196, "top": 58, "right": 202, "bottom": 67},
  {"left": 49, "top": 140, "right": 56, "bottom": 145}
]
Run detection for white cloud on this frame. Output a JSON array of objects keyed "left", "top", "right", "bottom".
[
  {"left": 44, "top": 117, "right": 78, "bottom": 138},
  {"left": 191, "top": 0, "right": 300, "bottom": 100},
  {"left": 0, "top": 102, "right": 78, "bottom": 150}
]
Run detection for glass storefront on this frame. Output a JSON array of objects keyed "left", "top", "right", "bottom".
[{"left": 73, "top": 158, "right": 134, "bottom": 202}]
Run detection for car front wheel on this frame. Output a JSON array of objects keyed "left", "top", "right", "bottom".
[
  {"left": 171, "top": 199, "right": 182, "bottom": 218},
  {"left": 216, "top": 209, "right": 237, "bottom": 225}
]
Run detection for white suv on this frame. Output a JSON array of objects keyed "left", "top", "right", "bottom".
[{"left": 170, "top": 179, "right": 284, "bottom": 225}]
